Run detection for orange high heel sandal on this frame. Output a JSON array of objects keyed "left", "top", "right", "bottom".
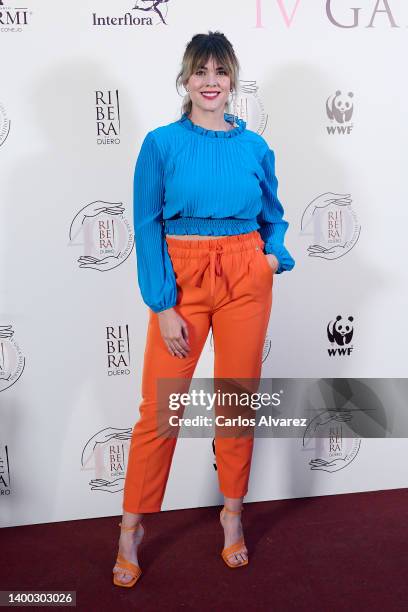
[
  {"left": 112, "top": 521, "right": 146, "bottom": 588},
  {"left": 220, "top": 505, "right": 248, "bottom": 568}
]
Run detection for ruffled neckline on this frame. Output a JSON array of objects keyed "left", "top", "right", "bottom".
[{"left": 178, "top": 112, "right": 246, "bottom": 138}]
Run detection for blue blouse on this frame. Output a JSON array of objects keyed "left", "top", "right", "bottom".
[{"left": 133, "top": 111, "right": 295, "bottom": 312}]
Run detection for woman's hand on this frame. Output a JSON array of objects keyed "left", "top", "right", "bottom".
[
  {"left": 265, "top": 254, "right": 279, "bottom": 274},
  {"left": 157, "top": 308, "right": 190, "bottom": 358}
]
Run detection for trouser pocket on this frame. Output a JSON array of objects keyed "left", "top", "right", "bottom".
[{"left": 255, "top": 247, "right": 274, "bottom": 285}]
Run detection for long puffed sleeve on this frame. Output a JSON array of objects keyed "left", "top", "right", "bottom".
[
  {"left": 256, "top": 147, "right": 295, "bottom": 274},
  {"left": 133, "top": 131, "right": 177, "bottom": 313}
]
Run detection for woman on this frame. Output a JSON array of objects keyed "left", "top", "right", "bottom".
[{"left": 113, "top": 30, "right": 295, "bottom": 587}]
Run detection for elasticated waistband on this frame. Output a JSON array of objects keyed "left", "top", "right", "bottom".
[
  {"left": 165, "top": 230, "right": 264, "bottom": 256},
  {"left": 163, "top": 216, "right": 260, "bottom": 236}
]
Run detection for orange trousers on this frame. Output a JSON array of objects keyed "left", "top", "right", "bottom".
[{"left": 122, "top": 230, "right": 273, "bottom": 513}]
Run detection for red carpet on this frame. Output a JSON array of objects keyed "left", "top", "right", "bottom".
[{"left": 2, "top": 489, "right": 407, "bottom": 611}]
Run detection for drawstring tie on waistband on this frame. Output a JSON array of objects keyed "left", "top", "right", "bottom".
[{"left": 194, "top": 243, "right": 224, "bottom": 297}]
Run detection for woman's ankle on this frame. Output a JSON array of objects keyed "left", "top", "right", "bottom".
[
  {"left": 121, "top": 510, "right": 144, "bottom": 529},
  {"left": 223, "top": 496, "right": 244, "bottom": 513}
]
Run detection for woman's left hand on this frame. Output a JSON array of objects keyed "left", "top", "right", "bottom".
[{"left": 265, "top": 254, "right": 279, "bottom": 274}]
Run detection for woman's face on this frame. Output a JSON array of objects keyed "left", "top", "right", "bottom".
[{"left": 185, "top": 56, "right": 231, "bottom": 114}]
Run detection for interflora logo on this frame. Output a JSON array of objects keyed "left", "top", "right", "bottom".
[
  {"left": 92, "top": 0, "right": 171, "bottom": 27},
  {"left": 300, "top": 192, "right": 361, "bottom": 261},
  {"left": 0, "top": 0, "right": 32, "bottom": 32},
  {"left": 254, "top": 0, "right": 402, "bottom": 28},
  {"left": 68, "top": 201, "right": 134, "bottom": 271}
]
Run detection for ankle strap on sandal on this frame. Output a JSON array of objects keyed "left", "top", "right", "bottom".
[{"left": 118, "top": 521, "right": 140, "bottom": 532}]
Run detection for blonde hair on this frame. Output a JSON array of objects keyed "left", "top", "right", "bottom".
[{"left": 176, "top": 31, "right": 240, "bottom": 117}]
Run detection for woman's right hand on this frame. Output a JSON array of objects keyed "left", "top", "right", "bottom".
[{"left": 157, "top": 308, "right": 190, "bottom": 358}]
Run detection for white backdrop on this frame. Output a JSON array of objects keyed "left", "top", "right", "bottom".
[{"left": 1, "top": 0, "right": 407, "bottom": 527}]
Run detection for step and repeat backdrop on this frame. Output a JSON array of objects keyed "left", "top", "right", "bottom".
[{"left": 1, "top": 1, "right": 407, "bottom": 527}]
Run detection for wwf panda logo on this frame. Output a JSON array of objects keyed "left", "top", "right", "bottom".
[
  {"left": 327, "top": 315, "right": 354, "bottom": 346},
  {"left": 326, "top": 90, "right": 354, "bottom": 123}
]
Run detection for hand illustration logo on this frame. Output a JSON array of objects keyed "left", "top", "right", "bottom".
[
  {"left": 300, "top": 192, "right": 361, "bottom": 260},
  {"left": 81, "top": 427, "right": 133, "bottom": 493},
  {"left": 0, "top": 325, "right": 25, "bottom": 391},
  {"left": 303, "top": 409, "right": 361, "bottom": 472},
  {"left": 89, "top": 478, "right": 125, "bottom": 493},
  {"left": 69, "top": 201, "right": 134, "bottom": 271}
]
